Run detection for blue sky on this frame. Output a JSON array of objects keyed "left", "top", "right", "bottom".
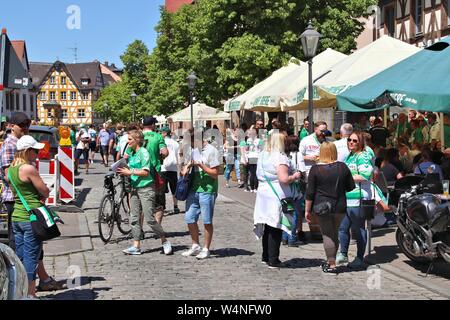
[{"left": 0, "top": 0, "right": 165, "bottom": 67}]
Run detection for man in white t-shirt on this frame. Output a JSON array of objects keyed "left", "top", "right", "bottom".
[
  {"left": 160, "top": 127, "right": 181, "bottom": 214},
  {"left": 334, "top": 123, "right": 353, "bottom": 162},
  {"left": 298, "top": 121, "right": 328, "bottom": 178},
  {"left": 75, "top": 131, "right": 90, "bottom": 174}
]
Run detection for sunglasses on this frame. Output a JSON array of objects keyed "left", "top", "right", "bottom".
[{"left": 347, "top": 138, "right": 359, "bottom": 144}]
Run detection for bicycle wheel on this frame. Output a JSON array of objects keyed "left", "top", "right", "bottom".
[
  {"left": 98, "top": 195, "right": 114, "bottom": 243},
  {"left": 117, "top": 193, "right": 131, "bottom": 235}
]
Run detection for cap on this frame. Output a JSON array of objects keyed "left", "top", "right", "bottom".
[
  {"left": 9, "top": 112, "right": 30, "bottom": 125},
  {"left": 160, "top": 126, "right": 171, "bottom": 133},
  {"left": 142, "top": 116, "right": 158, "bottom": 126},
  {"left": 17, "top": 135, "right": 45, "bottom": 151},
  {"left": 79, "top": 123, "right": 86, "bottom": 128}
]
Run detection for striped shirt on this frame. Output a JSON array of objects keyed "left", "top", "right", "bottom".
[{"left": 0, "top": 135, "right": 19, "bottom": 202}]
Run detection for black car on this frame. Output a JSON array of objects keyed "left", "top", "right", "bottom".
[{"left": 5, "top": 125, "right": 60, "bottom": 158}]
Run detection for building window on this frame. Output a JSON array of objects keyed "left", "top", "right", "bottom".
[
  {"left": 30, "top": 96, "right": 34, "bottom": 112},
  {"left": 415, "top": 0, "right": 424, "bottom": 35},
  {"left": 71, "top": 91, "right": 77, "bottom": 100},
  {"left": 23, "top": 94, "right": 27, "bottom": 111},
  {"left": 16, "top": 94, "right": 19, "bottom": 111},
  {"left": 82, "top": 92, "right": 89, "bottom": 100},
  {"left": 5, "top": 93, "right": 10, "bottom": 110},
  {"left": 50, "top": 76, "right": 56, "bottom": 84},
  {"left": 385, "top": 6, "right": 395, "bottom": 37},
  {"left": 47, "top": 110, "right": 53, "bottom": 118},
  {"left": 78, "top": 109, "right": 86, "bottom": 118},
  {"left": 50, "top": 92, "right": 56, "bottom": 100},
  {"left": 62, "top": 109, "right": 68, "bottom": 118},
  {"left": 9, "top": 93, "right": 14, "bottom": 110},
  {"left": 61, "top": 76, "right": 66, "bottom": 85},
  {"left": 61, "top": 92, "right": 67, "bottom": 100},
  {"left": 40, "top": 91, "right": 46, "bottom": 100}
]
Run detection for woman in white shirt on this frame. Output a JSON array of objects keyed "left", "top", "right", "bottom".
[{"left": 253, "top": 132, "right": 301, "bottom": 269}]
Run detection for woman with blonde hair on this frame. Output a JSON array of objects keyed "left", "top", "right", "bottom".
[
  {"left": 7, "top": 136, "right": 50, "bottom": 298},
  {"left": 253, "top": 131, "right": 302, "bottom": 269},
  {"left": 305, "top": 142, "right": 355, "bottom": 274}
]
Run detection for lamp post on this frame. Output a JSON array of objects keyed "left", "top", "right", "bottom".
[
  {"left": 300, "top": 20, "right": 322, "bottom": 134},
  {"left": 186, "top": 72, "right": 197, "bottom": 129},
  {"left": 130, "top": 92, "right": 137, "bottom": 122},
  {"left": 103, "top": 103, "right": 109, "bottom": 122}
]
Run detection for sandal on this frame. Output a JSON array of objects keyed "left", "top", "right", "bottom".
[{"left": 321, "top": 263, "right": 339, "bottom": 274}]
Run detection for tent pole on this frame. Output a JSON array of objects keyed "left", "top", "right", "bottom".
[
  {"left": 384, "top": 108, "right": 388, "bottom": 128},
  {"left": 295, "top": 110, "right": 299, "bottom": 136}
]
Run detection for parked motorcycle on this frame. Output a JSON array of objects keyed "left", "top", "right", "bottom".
[{"left": 395, "top": 184, "right": 450, "bottom": 264}]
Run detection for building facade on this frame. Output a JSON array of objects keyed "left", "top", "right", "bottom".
[
  {"left": 165, "top": 0, "right": 194, "bottom": 13},
  {"left": 31, "top": 61, "right": 106, "bottom": 126},
  {"left": 359, "top": 0, "right": 450, "bottom": 48},
  {"left": 1, "top": 40, "right": 37, "bottom": 121}
]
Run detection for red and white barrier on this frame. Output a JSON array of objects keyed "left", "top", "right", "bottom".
[
  {"left": 36, "top": 159, "right": 57, "bottom": 206},
  {"left": 58, "top": 147, "right": 75, "bottom": 204}
]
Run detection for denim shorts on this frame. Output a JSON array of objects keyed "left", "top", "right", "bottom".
[{"left": 185, "top": 192, "right": 217, "bottom": 225}]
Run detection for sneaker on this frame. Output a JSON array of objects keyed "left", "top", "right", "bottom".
[
  {"left": 122, "top": 246, "right": 142, "bottom": 255},
  {"left": 244, "top": 189, "right": 250, "bottom": 193},
  {"left": 297, "top": 231, "right": 308, "bottom": 244},
  {"left": 336, "top": 252, "right": 348, "bottom": 265},
  {"left": 182, "top": 244, "right": 202, "bottom": 257},
  {"left": 321, "top": 263, "right": 339, "bottom": 275},
  {"left": 36, "top": 277, "right": 67, "bottom": 292},
  {"left": 162, "top": 241, "right": 173, "bottom": 255},
  {"left": 196, "top": 248, "right": 210, "bottom": 260},
  {"left": 252, "top": 190, "right": 257, "bottom": 193},
  {"left": 173, "top": 207, "right": 180, "bottom": 214},
  {"left": 268, "top": 260, "right": 284, "bottom": 269},
  {"left": 347, "top": 257, "right": 366, "bottom": 269},
  {"left": 261, "top": 260, "right": 268, "bottom": 265}
]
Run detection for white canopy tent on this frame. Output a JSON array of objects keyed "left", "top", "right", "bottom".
[
  {"left": 168, "top": 102, "right": 231, "bottom": 122},
  {"left": 245, "top": 48, "right": 347, "bottom": 112},
  {"left": 223, "top": 58, "right": 304, "bottom": 112},
  {"left": 315, "top": 35, "right": 421, "bottom": 99}
]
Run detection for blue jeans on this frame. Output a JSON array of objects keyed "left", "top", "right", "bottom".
[
  {"left": 185, "top": 192, "right": 217, "bottom": 225},
  {"left": 282, "top": 198, "right": 303, "bottom": 243},
  {"left": 224, "top": 159, "right": 241, "bottom": 181},
  {"left": 338, "top": 207, "right": 367, "bottom": 260},
  {"left": 13, "top": 222, "right": 42, "bottom": 282}
]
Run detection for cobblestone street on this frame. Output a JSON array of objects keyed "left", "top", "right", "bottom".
[{"left": 40, "top": 163, "right": 448, "bottom": 300}]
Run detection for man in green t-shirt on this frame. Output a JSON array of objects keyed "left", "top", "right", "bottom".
[
  {"left": 180, "top": 128, "right": 220, "bottom": 260},
  {"left": 298, "top": 118, "right": 310, "bottom": 141},
  {"left": 142, "top": 116, "right": 169, "bottom": 225}
]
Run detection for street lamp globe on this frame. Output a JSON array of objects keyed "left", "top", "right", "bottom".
[
  {"left": 186, "top": 72, "right": 197, "bottom": 91},
  {"left": 300, "top": 20, "right": 322, "bottom": 59},
  {"left": 131, "top": 92, "right": 137, "bottom": 103}
]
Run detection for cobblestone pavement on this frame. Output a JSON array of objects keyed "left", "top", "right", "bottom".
[{"left": 40, "top": 162, "right": 447, "bottom": 300}]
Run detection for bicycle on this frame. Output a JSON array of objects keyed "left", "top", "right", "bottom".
[{"left": 98, "top": 173, "right": 131, "bottom": 243}]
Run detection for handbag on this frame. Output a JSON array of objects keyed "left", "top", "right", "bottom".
[
  {"left": 355, "top": 156, "right": 376, "bottom": 221},
  {"left": 8, "top": 171, "right": 61, "bottom": 241},
  {"left": 312, "top": 165, "right": 340, "bottom": 217},
  {"left": 175, "top": 167, "right": 195, "bottom": 201}
]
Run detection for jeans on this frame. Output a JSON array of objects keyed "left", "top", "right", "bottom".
[
  {"left": 224, "top": 159, "right": 241, "bottom": 181},
  {"left": 185, "top": 192, "right": 217, "bottom": 225},
  {"left": 130, "top": 186, "right": 165, "bottom": 241},
  {"left": 4, "top": 202, "right": 15, "bottom": 250},
  {"left": 282, "top": 198, "right": 303, "bottom": 243},
  {"left": 13, "top": 222, "right": 42, "bottom": 282},
  {"left": 262, "top": 224, "right": 282, "bottom": 265},
  {"left": 248, "top": 164, "right": 258, "bottom": 190},
  {"left": 339, "top": 207, "right": 367, "bottom": 260}
]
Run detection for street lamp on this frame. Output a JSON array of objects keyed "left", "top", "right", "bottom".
[
  {"left": 186, "top": 71, "right": 197, "bottom": 128},
  {"left": 130, "top": 92, "right": 137, "bottom": 122},
  {"left": 300, "top": 20, "right": 322, "bottom": 134},
  {"left": 103, "top": 103, "right": 109, "bottom": 122}
]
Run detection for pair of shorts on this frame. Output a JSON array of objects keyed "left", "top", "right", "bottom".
[
  {"left": 89, "top": 142, "right": 97, "bottom": 152},
  {"left": 185, "top": 192, "right": 217, "bottom": 225},
  {"left": 155, "top": 191, "right": 166, "bottom": 211},
  {"left": 163, "top": 171, "right": 178, "bottom": 195},
  {"left": 100, "top": 145, "right": 109, "bottom": 157},
  {"left": 75, "top": 148, "right": 89, "bottom": 161}
]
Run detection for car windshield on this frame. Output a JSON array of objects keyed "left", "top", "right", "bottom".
[{"left": 29, "top": 131, "right": 59, "bottom": 148}]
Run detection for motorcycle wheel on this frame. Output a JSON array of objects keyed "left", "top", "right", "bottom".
[
  {"left": 395, "top": 229, "right": 432, "bottom": 264},
  {"left": 437, "top": 233, "right": 450, "bottom": 264}
]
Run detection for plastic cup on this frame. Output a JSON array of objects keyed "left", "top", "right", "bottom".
[{"left": 443, "top": 180, "right": 449, "bottom": 197}]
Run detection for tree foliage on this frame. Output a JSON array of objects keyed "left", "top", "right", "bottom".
[{"left": 97, "top": 0, "right": 377, "bottom": 121}]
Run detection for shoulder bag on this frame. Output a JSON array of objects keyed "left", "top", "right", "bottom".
[
  {"left": 175, "top": 166, "right": 195, "bottom": 201},
  {"left": 312, "top": 164, "right": 339, "bottom": 217},
  {"left": 8, "top": 171, "right": 61, "bottom": 241}
]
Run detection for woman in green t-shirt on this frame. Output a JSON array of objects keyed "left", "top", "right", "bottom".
[
  {"left": 118, "top": 130, "right": 172, "bottom": 256},
  {"left": 8, "top": 135, "right": 50, "bottom": 299}
]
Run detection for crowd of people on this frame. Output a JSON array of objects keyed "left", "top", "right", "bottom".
[{"left": 2, "top": 108, "right": 450, "bottom": 298}]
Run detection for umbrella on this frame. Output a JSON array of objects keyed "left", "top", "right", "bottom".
[
  {"left": 316, "top": 35, "right": 420, "bottom": 99},
  {"left": 223, "top": 58, "right": 304, "bottom": 112},
  {"left": 246, "top": 48, "right": 347, "bottom": 112},
  {"left": 337, "top": 37, "right": 450, "bottom": 113},
  {"left": 168, "top": 102, "right": 231, "bottom": 122}
]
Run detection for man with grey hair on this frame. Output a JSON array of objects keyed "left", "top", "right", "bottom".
[{"left": 334, "top": 123, "right": 353, "bottom": 162}]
